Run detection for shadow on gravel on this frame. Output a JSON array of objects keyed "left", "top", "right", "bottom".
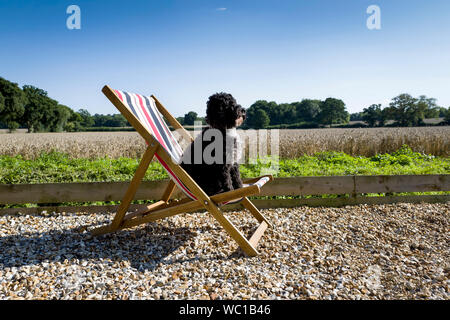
[{"left": 0, "top": 222, "right": 199, "bottom": 271}]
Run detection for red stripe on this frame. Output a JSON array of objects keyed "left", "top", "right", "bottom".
[
  {"left": 149, "top": 99, "right": 179, "bottom": 157},
  {"left": 136, "top": 94, "right": 169, "bottom": 151},
  {"left": 112, "top": 89, "right": 197, "bottom": 201},
  {"left": 115, "top": 90, "right": 123, "bottom": 101},
  {"left": 155, "top": 154, "right": 197, "bottom": 200},
  {"left": 157, "top": 113, "right": 180, "bottom": 155},
  {"left": 160, "top": 114, "right": 182, "bottom": 157}
]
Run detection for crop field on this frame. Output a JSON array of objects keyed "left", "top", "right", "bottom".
[
  {"left": 277, "top": 127, "right": 450, "bottom": 158},
  {"left": 0, "top": 127, "right": 449, "bottom": 160}
]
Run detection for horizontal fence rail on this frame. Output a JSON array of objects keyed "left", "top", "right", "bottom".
[{"left": 0, "top": 175, "right": 449, "bottom": 215}]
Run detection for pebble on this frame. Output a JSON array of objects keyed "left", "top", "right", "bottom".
[{"left": 0, "top": 202, "right": 448, "bottom": 300}]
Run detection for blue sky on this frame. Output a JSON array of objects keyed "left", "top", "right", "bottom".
[{"left": 1, "top": 0, "right": 450, "bottom": 116}]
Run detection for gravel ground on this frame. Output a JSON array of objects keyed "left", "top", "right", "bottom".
[{"left": 0, "top": 202, "right": 448, "bottom": 300}]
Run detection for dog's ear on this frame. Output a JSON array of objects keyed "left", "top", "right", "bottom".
[{"left": 237, "top": 104, "right": 246, "bottom": 121}]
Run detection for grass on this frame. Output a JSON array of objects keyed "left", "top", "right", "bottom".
[
  {"left": 0, "top": 145, "right": 448, "bottom": 208},
  {"left": 0, "top": 145, "right": 448, "bottom": 185}
]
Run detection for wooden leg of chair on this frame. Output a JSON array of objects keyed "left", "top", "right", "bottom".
[
  {"left": 90, "top": 224, "right": 115, "bottom": 236},
  {"left": 241, "top": 197, "right": 272, "bottom": 228},
  {"left": 206, "top": 202, "right": 259, "bottom": 257},
  {"left": 122, "top": 200, "right": 166, "bottom": 221},
  {"left": 91, "top": 143, "right": 159, "bottom": 235},
  {"left": 154, "top": 150, "right": 259, "bottom": 256},
  {"left": 248, "top": 221, "right": 268, "bottom": 248},
  {"left": 161, "top": 180, "right": 176, "bottom": 202}
]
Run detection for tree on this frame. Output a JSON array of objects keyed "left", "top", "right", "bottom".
[
  {"left": 245, "top": 103, "right": 265, "bottom": 128},
  {"left": 362, "top": 104, "right": 383, "bottom": 127},
  {"left": 50, "top": 105, "right": 72, "bottom": 132},
  {"left": 252, "top": 109, "right": 270, "bottom": 129},
  {"left": 64, "top": 108, "right": 83, "bottom": 132},
  {"left": 438, "top": 107, "right": 447, "bottom": 118},
  {"left": 350, "top": 112, "right": 364, "bottom": 121},
  {"left": 418, "top": 95, "right": 440, "bottom": 118},
  {"left": 444, "top": 107, "right": 450, "bottom": 125},
  {"left": 110, "top": 114, "right": 128, "bottom": 127},
  {"left": 0, "top": 77, "right": 26, "bottom": 132},
  {"left": 317, "top": 98, "right": 349, "bottom": 127},
  {"left": 91, "top": 113, "right": 130, "bottom": 127},
  {"left": 22, "top": 85, "right": 50, "bottom": 132},
  {"left": 184, "top": 111, "right": 198, "bottom": 125},
  {"left": 77, "top": 109, "right": 95, "bottom": 127},
  {"left": 37, "top": 98, "right": 59, "bottom": 132},
  {"left": 277, "top": 103, "right": 297, "bottom": 124},
  {"left": 293, "top": 99, "right": 321, "bottom": 122},
  {"left": 23, "top": 86, "right": 73, "bottom": 132},
  {"left": 389, "top": 94, "right": 426, "bottom": 127},
  {"left": 0, "top": 92, "right": 4, "bottom": 114},
  {"left": 176, "top": 117, "right": 185, "bottom": 126},
  {"left": 246, "top": 100, "right": 279, "bottom": 125},
  {"left": 378, "top": 108, "right": 391, "bottom": 127}
]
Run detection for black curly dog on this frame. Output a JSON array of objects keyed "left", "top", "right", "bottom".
[{"left": 180, "top": 93, "right": 246, "bottom": 196}]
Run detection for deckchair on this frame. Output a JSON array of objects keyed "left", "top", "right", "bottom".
[{"left": 91, "top": 85, "right": 273, "bottom": 256}]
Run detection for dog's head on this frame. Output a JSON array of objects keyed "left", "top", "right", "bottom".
[{"left": 205, "top": 92, "right": 246, "bottom": 129}]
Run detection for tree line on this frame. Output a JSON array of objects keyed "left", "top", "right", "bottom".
[
  {"left": 243, "top": 94, "right": 450, "bottom": 129},
  {"left": 351, "top": 95, "right": 448, "bottom": 127},
  {"left": 0, "top": 77, "right": 129, "bottom": 132},
  {"left": 1, "top": 76, "right": 449, "bottom": 132}
]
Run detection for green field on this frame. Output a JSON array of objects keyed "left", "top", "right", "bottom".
[{"left": 1, "top": 145, "right": 448, "bottom": 185}]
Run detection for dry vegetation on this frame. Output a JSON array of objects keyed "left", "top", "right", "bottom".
[
  {"left": 0, "top": 132, "right": 147, "bottom": 160},
  {"left": 0, "top": 127, "right": 449, "bottom": 160},
  {"left": 277, "top": 127, "right": 450, "bottom": 158}
]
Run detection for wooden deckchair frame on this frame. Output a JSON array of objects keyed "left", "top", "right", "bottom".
[{"left": 91, "top": 85, "right": 273, "bottom": 256}]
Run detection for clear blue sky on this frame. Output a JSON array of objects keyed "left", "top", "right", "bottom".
[{"left": 1, "top": 0, "right": 450, "bottom": 117}]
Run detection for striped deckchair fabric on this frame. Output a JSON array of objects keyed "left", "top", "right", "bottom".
[
  {"left": 113, "top": 89, "right": 270, "bottom": 203},
  {"left": 91, "top": 85, "right": 273, "bottom": 257},
  {"left": 113, "top": 90, "right": 183, "bottom": 163},
  {"left": 113, "top": 89, "right": 197, "bottom": 201}
]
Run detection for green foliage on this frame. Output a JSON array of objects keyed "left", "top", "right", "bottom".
[
  {"left": 444, "top": 107, "right": 450, "bottom": 125},
  {"left": 0, "top": 92, "right": 5, "bottom": 114},
  {"left": 81, "top": 126, "right": 136, "bottom": 132},
  {"left": 292, "top": 99, "right": 321, "bottom": 122},
  {"left": 1, "top": 145, "right": 447, "bottom": 185},
  {"left": 0, "top": 151, "right": 168, "bottom": 184},
  {"left": 183, "top": 111, "right": 198, "bottom": 125},
  {"left": 0, "top": 76, "right": 447, "bottom": 133},
  {"left": 22, "top": 85, "right": 47, "bottom": 132},
  {"left": 438, "top": 107, "right": 448, "bottom": 118},
  {"left": 388, "top": 94, "right": 424, "bottom": 127},
  {"left": 252, "top": 109, "right": 270, "bottom": 129},
  {"left": 21, "top": 85, "right": 74, "bottom": 132},
  {"left": 176, "top": 116, "right": 185, "bottom": 125},
  {"left": 77, "top": 109, "right": 95, "bottom": 127},
  {"left": 265, "top": 121, "right": 319, "bottom": 129},
  {"left": 419, "top": 95, "right": 440, "bottom": 118},
  {"left": 244, "top": 94, "right": 444, "bottom": 130},
  {"left": 317, "top": 98, "right": 349, "bottom": 127},
  {"left": 350, "top": 112, "right": 364, "bottom": 121},
  {"left": 362, "top": 94, "right": 445, "bottom": 127},
  {"left": 92, "top": 113, "right": 129, "bottom": 127},
  {"left": 245, "top": 97, "right": 349, "bottom": 129},
  {"left": 64, "top": 109, "right": 83, "bottom": 132},
  {"left": 0, "top": 77, "right": 26, "bottom": 132},
  {"left": 362, "top": 104, "right": 384, "bottom": 127}
]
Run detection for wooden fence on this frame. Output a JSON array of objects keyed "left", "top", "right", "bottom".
[{"left": 0, "top": 175, "right": 449, "bottom": 215}]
